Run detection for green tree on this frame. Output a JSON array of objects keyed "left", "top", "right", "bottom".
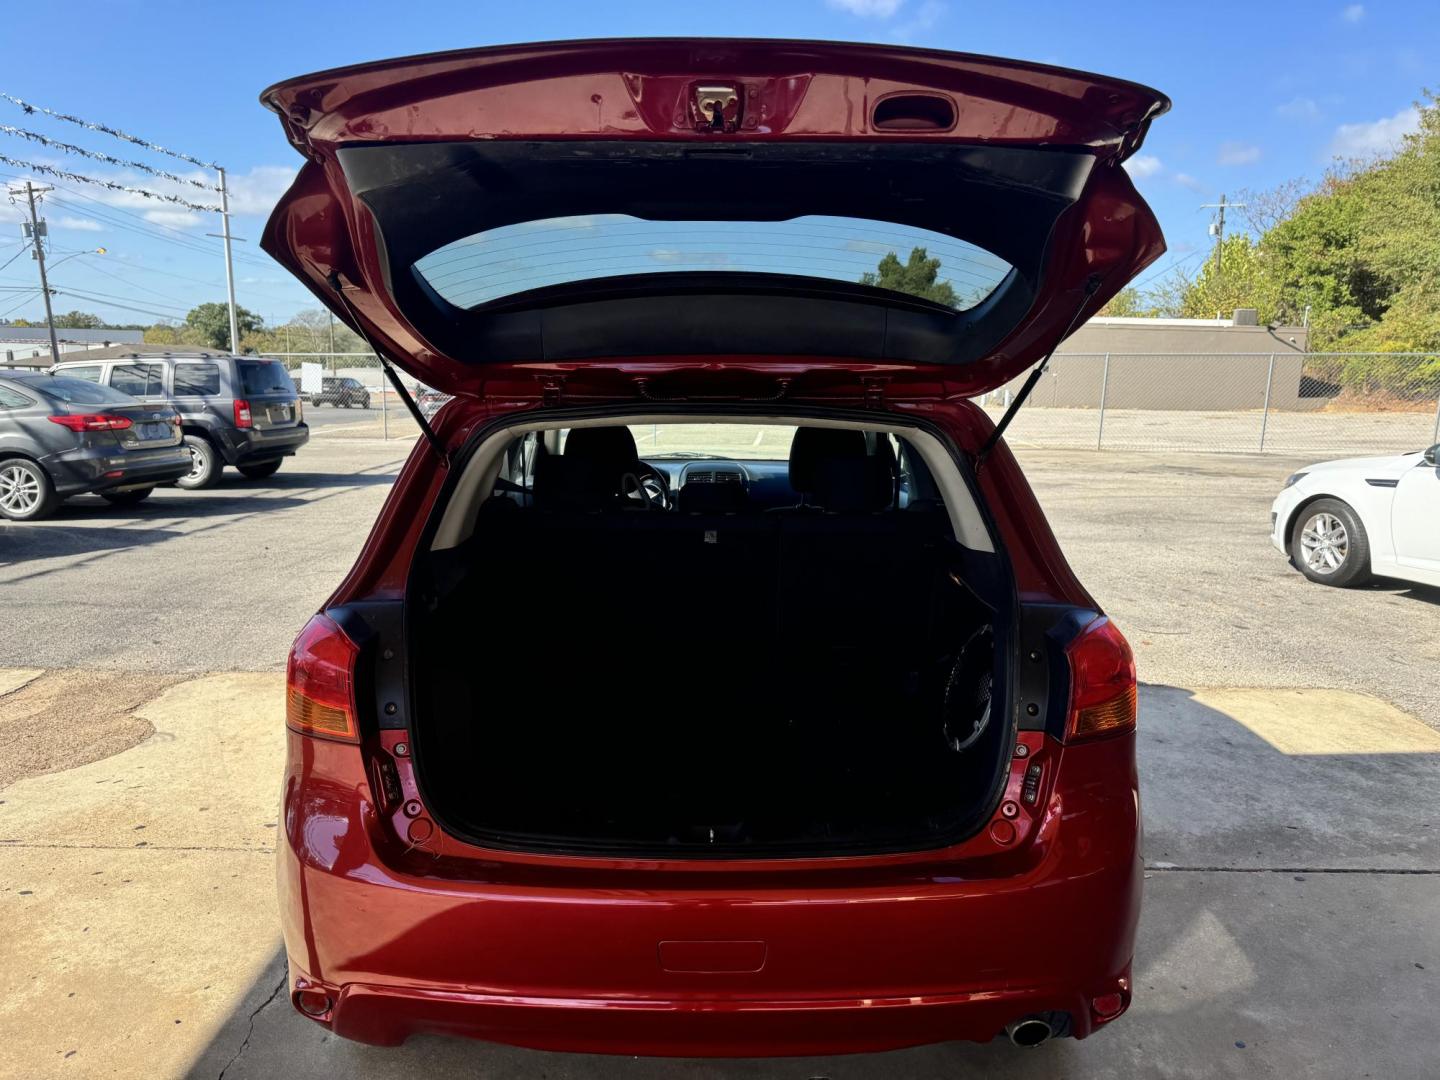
[
  {"left": 861, "top": 247, "right": 960, "bottom": 307},
  {"left": 52, "top": 310, "right": 103, "bottom": 329},
  {"left": 1176, "top": 235, "right": 1283, "bottom": 323},
  {"left": 182, "top": 302, "right": 263, "bottom": 350}
]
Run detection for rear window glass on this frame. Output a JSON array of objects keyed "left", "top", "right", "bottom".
[
  {"left": 238, "top": 361, "right": 294, "bottom": 396},
  {"left": 173, "top": 362, "right": 221, "bottom": 396},
  {"left": 414, "top": 215, "right": 1012, "bottom": 311},
  {"left": 34, "top": 376, "right": 137, "bottom": 406}
]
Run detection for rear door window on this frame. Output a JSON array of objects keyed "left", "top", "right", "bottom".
[
  {"left": 109, "top": 363, "right": 165, "bottom": 397},
  {"left": 0, "top": 384, "right": 35, "bottom": 408},
  {"left": 173, "top": 362, "right": 221, "bottom": 396}
]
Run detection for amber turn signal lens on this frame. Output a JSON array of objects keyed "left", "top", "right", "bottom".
[{"left": 1072, "top": 684, "right": 1137, "bottom": 739}]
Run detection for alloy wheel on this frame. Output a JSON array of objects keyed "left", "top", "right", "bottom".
[
  {"left": 186, "top": 445, "right": 206, "bottom": 482},
  {"left": 0, "top": 464, "right": 41, "bottom": 515},
  {"left": 1300, "top": 511, "right": 1349, "bottom": 575}
]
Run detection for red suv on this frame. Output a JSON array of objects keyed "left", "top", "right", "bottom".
[{"left": 265, "top": 39, "right": 1166, "bottom": 1055}]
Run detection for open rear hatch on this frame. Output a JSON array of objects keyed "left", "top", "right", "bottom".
[{"left": 259, "top": 39, "right": 1168, "bottom": 404}]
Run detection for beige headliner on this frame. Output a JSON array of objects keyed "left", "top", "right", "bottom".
[{"left": 431, "top": 414, "right": 995, "bottom": 553}]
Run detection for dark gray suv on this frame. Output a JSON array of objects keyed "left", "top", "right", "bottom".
[
  {"left": 52, "top": 350, "right": 308, "bottom": 489},
  {"left": 0, "top": 370, "right": 189, "bottom": 520}
]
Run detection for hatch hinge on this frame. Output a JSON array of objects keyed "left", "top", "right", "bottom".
[
  {"left": 862, "top": 378, "right": 888, "bottom": 409},
  {"left": 539, "top": 376, "right": 566, "bottom": 406}
]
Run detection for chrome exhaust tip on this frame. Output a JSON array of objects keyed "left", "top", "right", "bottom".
[{"left": 1006, "top": 1017, "right": 1053, "bottom": 1048}]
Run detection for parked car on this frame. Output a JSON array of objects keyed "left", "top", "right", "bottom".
[
  {"left": 1271, "top": 445, "right": 1440, "bottom": 588},
  {"left": 415, "top": 386, "right": 450, "bottom": 420},
  {"left": 0, "top": 370, "right": 188, "bottom": 521},
  {"left": 263, "top": 40, "right": 1166, "bottom": 1054},
  {"left": 307, "top": 376, "right": 371, "bottom": 409},
  {"left": 51, "top": 352, "right": 308, "bottom": 489}
]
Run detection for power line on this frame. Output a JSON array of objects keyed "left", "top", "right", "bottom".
[
  {"left": 0, "top": 153, "right": 219, "bottom": 212},
  {"left": 0, "top": 289, "right": 41, "bottom": 318},
  {"left": 0, "top": 125, "right": 220, "bottom": 191},
  {"left": 0, "top": 93, "right": 220, "bottom": 169}
]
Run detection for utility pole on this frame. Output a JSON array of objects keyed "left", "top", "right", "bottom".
[
  {"left": 1200, "top": 193, "right": 1246, "bottom": 278},
  {"left": 11, "top": 183, "right": 60, "bottom": 365},
  {"left": 216, "top": 167, "right": 240, "bottom": 353}
]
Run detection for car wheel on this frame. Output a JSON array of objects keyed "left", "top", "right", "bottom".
[
  {"left": 1290, "top": 497, "right": 1371, "bottom": 587},
  {"left": 100, "top": 487, "right": 154, "bottom": 506},
  {"left": 237, "top": 460, "right": 282, "bottom": 480},
  {"left": 176, "top": 435, "right": 221, "bottom": 490},
  {"left": 0, "top": 458, "right": 59, "bottom": 521}
]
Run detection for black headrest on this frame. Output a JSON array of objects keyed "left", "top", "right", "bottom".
[
  {"left": 787, "top": 427, "right": 895, "bottom": 513},
  {"left": 563, "top": 426, "right": 640, "bottom": 473},
  {"left": 533, "top": 426, "right": 641, "bottom": 510}
]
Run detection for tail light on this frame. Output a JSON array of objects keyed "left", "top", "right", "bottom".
[
  {"left": 48, "top": 413, "right": 133, "bottom": 432},
  {"left": 1064, "top": 616, "right": 1137, "bottom": 742},
  {"left": 233, "top": 398, "right": 253, "bottom": 428},
  {"left": 285, "top": 614, "right": 359, "bottom": 743}
]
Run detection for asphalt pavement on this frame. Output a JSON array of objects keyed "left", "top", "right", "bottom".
[{"left": 1, "top": 435, "right": 1436, "bottom": 1079}]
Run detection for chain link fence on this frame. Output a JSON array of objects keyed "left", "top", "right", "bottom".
[
  {"left": 979, "top": 352, "right": 1440, "bottom": 455},
  {"left": 263, "top": 349, "right": 1440, "bottom": 456},
  {"left": 259, "top": 352, "right": 452, "bottom": 440}
]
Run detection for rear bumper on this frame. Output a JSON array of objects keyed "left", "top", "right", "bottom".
[
  {"left": 222, "top": 423, "right": 309, "bottom": 464},
  {"left": 298, "top": 972, "right": 1111, "bottom": 1055},
  {"left": 278, "top": 733, "right": 1141, "bottom": 1054},
  {"left": 44, "top": 444, "right": 191, "bottom": 495}
]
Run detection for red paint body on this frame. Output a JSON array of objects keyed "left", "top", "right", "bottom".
[
  {"left": 262, "top": 40, "right": 1163, "bottom": 1054},
  {"left": 276, "top": 397, "right": 1141, "bottom": 1054}
]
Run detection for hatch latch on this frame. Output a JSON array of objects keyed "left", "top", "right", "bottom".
[
  {"left": 692, "top": 84, "right": 742, "bottom": 133},
  {"left": 539, "top": 376, "right": 565, "bottom": 406},
  {"left": 862, "top": 377, "right": 888, "bottom": 409}
]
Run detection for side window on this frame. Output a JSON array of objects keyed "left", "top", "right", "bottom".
[
  {"left": 0, "top": 385, "right": 35, "bottom": 408},
  {"left": 59, "top": 365, "right": 101, "bottom": 383},
  {"left": 109, "top": 363, "right": 165, "bottom": 397},
  {"left": 173, "top": 362, "right": 221, "bottom": 396}
]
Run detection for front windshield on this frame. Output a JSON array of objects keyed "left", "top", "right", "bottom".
[{"left": 558, "top": 424, "right": 796, "bottom": 460}]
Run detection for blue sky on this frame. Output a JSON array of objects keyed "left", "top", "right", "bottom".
[{"left": 1, "top": 0, "right": 1435, "bottom": 328}]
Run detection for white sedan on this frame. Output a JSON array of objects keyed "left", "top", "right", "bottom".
[{"left": 1271, "top": 444, "right": 1439, "bottom": 588}]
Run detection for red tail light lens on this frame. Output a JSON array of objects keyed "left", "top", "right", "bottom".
[
  {"left": 285, "top": 614, "right": 359, "bottom": 743},
  {"left": 1065, "top": 616, "right": 1137, "bottom": 742},
  {"left": 47, "top": 413, "right": 133, "bottom": 432},
  {"left": 233, "top": 399, "right": 253, "bottom": 428}
]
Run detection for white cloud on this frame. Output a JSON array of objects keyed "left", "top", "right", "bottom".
[
  {"left": 54, "top": 216, "right": 104, "bottom": 232},
  {"left": 1329, "top": 105, "right": 1420, "bottom": 158},
  {"left": 143, "top": 209, "right": 204, "bottom": 229},
  {"left": 826, "top": 0, "right": 903, "bottom": 14},
  {"left": 1173, "top": 172, "right": 1207, "bottom": 193},
  {"left": 1276, "top": 96, "right": 1321, "bottom": 121},
  {"left": 1125, "top": 154, "right": 1163, "bottom": 179},
  {"left": 223, "top": 164, "right": 298, "bottom": 217},
  {"left": 1340, "top": 3, "right": 1365, "bottom": 21},
  {"left": 1217, "top": 141, "right": 1262, "bottom": 166},
  {"left": 892, "top": 0, "right": 946, "bottom": 39}
]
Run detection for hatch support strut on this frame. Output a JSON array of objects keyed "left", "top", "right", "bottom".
[
  {"left": 976, "top": 274, "right": 1103, "bottom": 470},
  {"left": 327, "top": 276, "right": 447, "bottom": 459}
]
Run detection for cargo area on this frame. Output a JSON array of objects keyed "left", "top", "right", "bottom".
[{"left": 406, "top": 419, "right": 1016, "bottom": 857}]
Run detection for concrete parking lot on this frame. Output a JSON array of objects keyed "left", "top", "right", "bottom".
[{"left": 1, "top": 433, "right": 1437, "bottom": 1079}]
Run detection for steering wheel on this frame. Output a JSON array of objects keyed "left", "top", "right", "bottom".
[{"left": 623, "top": 462, "right": 672, "bottom": 510}]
